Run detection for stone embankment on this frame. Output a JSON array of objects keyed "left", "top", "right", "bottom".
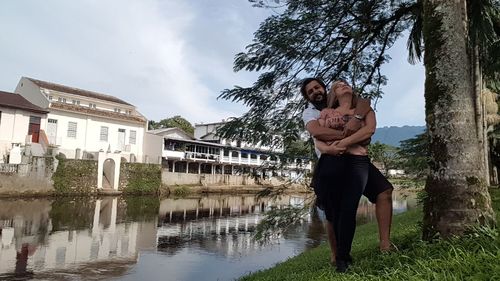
[{"left": 1, "top": 159, "right": 310, "bottom": 197}]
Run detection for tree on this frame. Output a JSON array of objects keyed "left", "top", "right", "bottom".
[
  {"left": 148, "top": 115, "right": 195, "bottom": 136},
  {"left": 421, "top": 0, "right": 496, "bottom": 239},
  {"left": 398, "top": 131, "right": 429, "bottom": 177},
  {"left": 218, "top": 0, "right": 499, "bottom": 238},
  {"left": 283, "top": 139, "right": 313, "bottom": 159},
  {"left": 368, "top": 141, "right": 400, "bottom": 175}
]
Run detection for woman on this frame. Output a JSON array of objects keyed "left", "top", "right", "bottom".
[{"left": 314, "top": 80, "right": 376, "bottom": 272}]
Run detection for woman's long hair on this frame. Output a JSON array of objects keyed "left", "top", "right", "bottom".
[{"left": 327, "top": 81, "right": 359, "bottom": 109}]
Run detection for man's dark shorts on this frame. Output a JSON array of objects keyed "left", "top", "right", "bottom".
[
  {"left": 311, "top": 159, "right": 393, "bottom": 205},
  {"left": 363, "top": 162, "right": 393, "bottom": 203}
]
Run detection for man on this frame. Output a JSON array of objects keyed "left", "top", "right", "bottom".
[{"left": 301, "top": 78, "right": 394, "bottom": 263}]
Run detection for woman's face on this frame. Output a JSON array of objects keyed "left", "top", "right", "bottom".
[{"left": 332, "top": 80, "right": 353, "bottom": 97}]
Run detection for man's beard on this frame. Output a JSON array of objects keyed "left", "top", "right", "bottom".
[{"left": 310, "top": 93, "right": 327, "bottom": 110}]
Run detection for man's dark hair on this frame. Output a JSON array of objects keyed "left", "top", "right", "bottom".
[{"left": 300, "top": 78, "right": 326, "bottom": 101}]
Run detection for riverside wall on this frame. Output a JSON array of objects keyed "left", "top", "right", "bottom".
[
  {"left": 161, "top": 170, "right": 296, "bottom": 188},
  {"left": 0, "top": 156, "right": 55, "bottom": 195}
]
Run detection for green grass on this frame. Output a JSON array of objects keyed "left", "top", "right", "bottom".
[
  {"left": 240, "top": 188, "right": 500, "bottom": 281},
  {"left": 171, "top": 185, "right": 192, "bottom": 197}
]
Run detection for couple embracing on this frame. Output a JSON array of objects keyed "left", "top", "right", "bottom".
[{"left": 301, "top": 78, "right": 394, "bottom": 272}]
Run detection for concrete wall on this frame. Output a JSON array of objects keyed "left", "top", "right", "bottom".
[
  {"left": 143, "top": 132, "right": 162, "bottom": 164},
  {"left": 119, "top": 163, "right": 161, "bottom": 193},
  {"left": 52, "top": 159, "right": 98, "bottom": 193},
  {"left": 0, "top": 157, "right": 54, "bottom": 192},
  {"left": 161, "top": 171, "right": 259, "bottom": 186}
]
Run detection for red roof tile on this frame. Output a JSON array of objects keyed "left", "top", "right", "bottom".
[
  {"left": 50, "top": 102, "right": 147, "bottom": 124},
  {"left": 0, "top": 91, "right": 49, "bottom": 114},
  {"left": 26, "top": 77, "right": 132, "bottom": 106}
]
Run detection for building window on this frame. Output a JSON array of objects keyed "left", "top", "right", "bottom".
[
  {"left": 127, "top": 110, "right": 132, "bottom": 115},
  {"left": 100, "top": 126, "right": 108, "bottom": 141},
  {"left": 67, "top": 122, "right": 77, "bottom": 138},
  {"left": 88, "top": 103, "right": 96, "bottom": 109},
  {"left": 129, "top": 130, "right": 136, "bottom": 144},
  {"left": 57, "top": 97, "right": 67, "bottom": 103},
  {"left": 0, "top": 111, "right": 2, "bottom": 126},
  {"left": 114, "top": 108, "right": 121, "bottom": 113},
  {"left": 48, "top": 95, "right": 53, "bottom": 101},
  {"left": 72, "top": 100, "right": 80, "bottom": 105}
]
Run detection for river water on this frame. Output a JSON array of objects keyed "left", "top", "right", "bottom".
[{"left": 0, "top": 192, "right": 416, "bottom": 281}]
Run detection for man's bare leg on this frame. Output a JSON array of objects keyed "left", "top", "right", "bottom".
[
  {"left": 326, "top": 221, "right": 337, "bottom": 264},
  {"left": 375, "top": 189, "right": 393, "bottom": 251}
]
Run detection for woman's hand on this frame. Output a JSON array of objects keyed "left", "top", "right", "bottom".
[
  {"left": 343, "top": 118, "right": 362, "bottom": 137},
  {"left": 337, "top": 110, "right": 376, "bottom": 147},
  {"left": 332, "top": 140, "right": 348, "bottom": 150},
  {"left": 315, "top": 140, "right": 346, "bottom": 155}
]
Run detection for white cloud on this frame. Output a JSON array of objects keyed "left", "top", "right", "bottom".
[
  {"left": 0, "top": 1, "right": 424, "bottom": 127},
  {"left": 0, "top": 0, "right": 269, "bottom": 124}
]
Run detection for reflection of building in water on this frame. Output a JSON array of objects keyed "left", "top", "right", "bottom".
[
  {"left": 159, "top": 195, "right": 306, "bottom": 222},
  {"left": 157, "top": 195, "right": 308, "bottom": 257},
  {"left": 392, "top": 191, "right": 416, "bottom": 214},
  {"left": 0, "top": 198, "right": 156, "bottom": 276}
]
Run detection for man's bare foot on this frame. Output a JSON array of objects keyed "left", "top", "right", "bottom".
[
  {"left": 330, "top": 255, "right": 336, "bottom": 265},
  {"left": 380, "top": 240, "right": 398, "bottom": 252}
]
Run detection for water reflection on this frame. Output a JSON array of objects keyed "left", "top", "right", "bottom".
[
  {"left": 0, "top": 197, "right": 157, "bottom": 280},
  {"left": 0, "top": 191, "right": 416, "bottom": 281},
  {"left": 156, "top": 195, "right": 306, "bottom": 259}
]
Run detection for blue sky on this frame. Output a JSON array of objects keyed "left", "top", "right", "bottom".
[{"left": 0, "top": 0, "right": 425, "bottom": 127}]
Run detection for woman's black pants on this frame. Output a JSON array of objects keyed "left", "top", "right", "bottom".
[{"left": 315, "top": 154, "right": 369, "bottom": 261}]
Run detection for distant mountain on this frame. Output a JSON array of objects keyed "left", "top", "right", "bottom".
[{"left": 372, "top": 125, "right": 426, "bottom": 147}]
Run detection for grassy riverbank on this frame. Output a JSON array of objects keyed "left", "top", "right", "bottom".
[{"left": 241, "top": 188, "right": 500, "bottom": 281}]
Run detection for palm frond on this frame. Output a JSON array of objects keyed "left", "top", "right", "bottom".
[
  {"left": 468, "top": 0, "right": 500, "bottom": 88},
  {"left": 468, "top": 0, "right": 499, "bottom": 46},
  {"left": 407, "top": 0, "right": 424, "bottom": 64}
]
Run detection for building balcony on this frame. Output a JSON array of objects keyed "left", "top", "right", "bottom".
[
  {"left": 185, "top": 152, "right": 219, "bottom": 162},
  {"left": 163, "top": 149, "right": 311, "bottom": 171},
  {"left": 163, "top": 150, "right": 185, "bottom": 160}
]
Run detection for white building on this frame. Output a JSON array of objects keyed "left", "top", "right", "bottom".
[
  {"left": 15, "top": 77, "right": 149, "bottom": 162},
  {"left": 150, "top": 126, "right": 311, "bottom": 179},
  {"left": 195, "top": 121, "right": 284, "bottom": 153},
  {"left": 0, "top": 91, "right": 49, "bottom": 163}
]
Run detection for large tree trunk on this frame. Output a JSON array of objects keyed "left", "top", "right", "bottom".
[{"left": 422, "top": 0, "right": 496, "bottom": 239}]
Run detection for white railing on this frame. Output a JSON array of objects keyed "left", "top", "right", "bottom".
[
  {"left": 185, "top": 152, "right": 219, "bottom": 162},
  {"left": 0, "top": 164, "right": 20, "bottom": 173},
  {"left": 164, "top": 150, "right": 185, "bottom": 159}
]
